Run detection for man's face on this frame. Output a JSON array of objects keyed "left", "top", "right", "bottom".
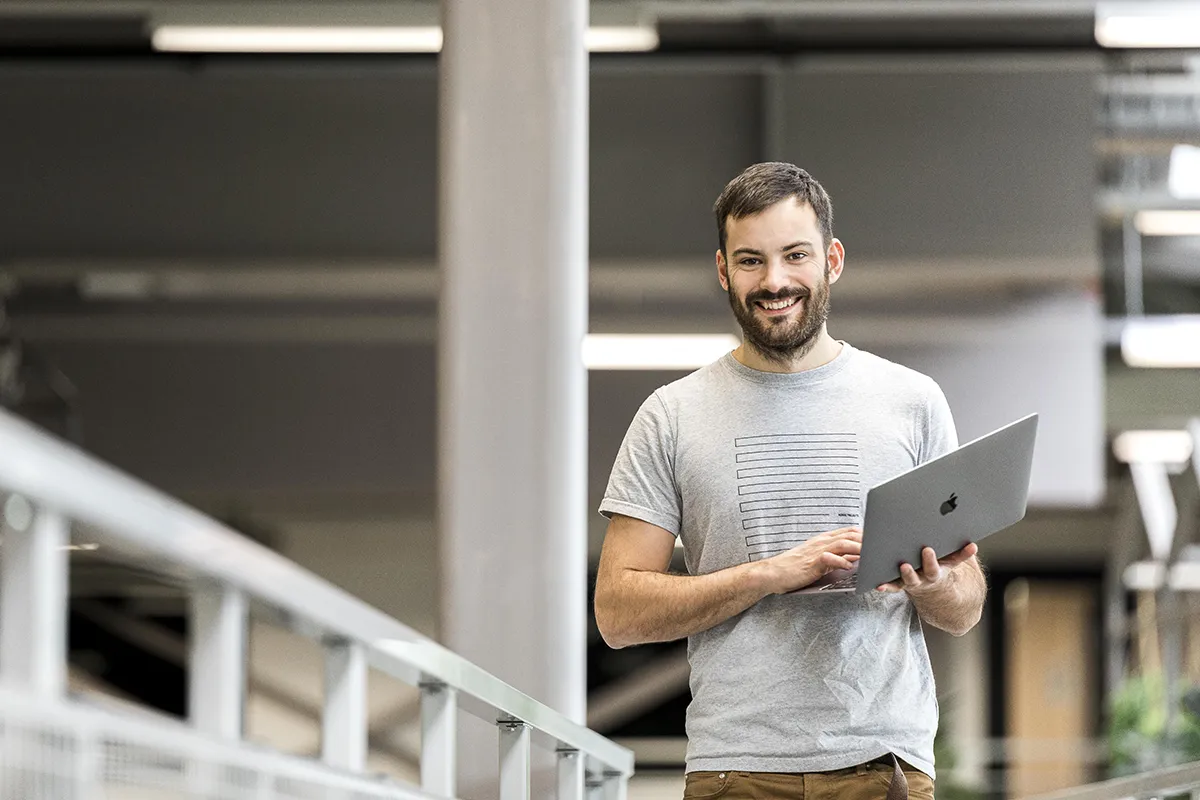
[{"left": 717, "top": 198, "right": 843, "bottom": 362}]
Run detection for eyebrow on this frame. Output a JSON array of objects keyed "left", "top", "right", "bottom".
[{"left": 731, "top": 241, "right": 814, "bottom": 257}]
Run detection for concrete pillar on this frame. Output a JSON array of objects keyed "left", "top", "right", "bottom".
[{"left": 438, "top": 0, "right": 588, "bottom": 794}]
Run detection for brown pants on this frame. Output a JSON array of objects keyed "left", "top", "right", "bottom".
[{"left": 683, "top": 759, "right": 935, "bottom": 800}]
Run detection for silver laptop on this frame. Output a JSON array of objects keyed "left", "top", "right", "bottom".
[{"left": 796, "top": 413, "right": 1038, "bottom": 595}]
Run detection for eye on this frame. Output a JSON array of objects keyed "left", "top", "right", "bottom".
[
  {"left": 738, "top": 258, "right": 761, "bottom": 266},
  {"left": 787, "top": 251, "right": 808, "bottom": 261}
]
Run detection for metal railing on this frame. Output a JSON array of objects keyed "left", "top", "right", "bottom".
[
  {"left": 1021, "top": 761, "right": 1200, "bottom": 800},
  {"left": 0, "top": 407, "right": 633, "bottom": 799}
]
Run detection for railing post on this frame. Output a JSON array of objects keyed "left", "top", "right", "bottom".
[
  {"left": 323, "top": 639, "right": 367, "bottom": 772},
  {"left": 421, "top": 682, "right": 458, "bottom": 797},
  {"left": 256, "top": 771, "right": 274, "bottom": 800},
  {"left": 73, "top": 713, "right": 99, "bottom": 800},
  {"left": 556, "top": 749, "right": 584, "bottom": 800},
  {"left": 0, "top": 501, "right": 68, "bottom": 698},
  {"left": 189, "top": 582, "right": 247, "bottom": 739},
  {"left": 585, "top": 772, "right": 604, "bottom": 800},
  {"left": 499, "top": 720, "right": 532, "bottom": 800},
  {"left": 602, "top": 771, "right": 629, "bottom": 800}
]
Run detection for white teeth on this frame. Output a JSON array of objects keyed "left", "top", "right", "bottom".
[{"left": 760, "top": 297, "right": 798, "bottom": 310}]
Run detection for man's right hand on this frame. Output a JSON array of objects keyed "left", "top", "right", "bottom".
[{"left": 757, "top": 527, "right": 863, "bottom": 594}]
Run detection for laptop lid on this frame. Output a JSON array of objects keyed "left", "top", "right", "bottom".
[{"left": 852, "top": 413, "right": 1039, "bottom": 594}]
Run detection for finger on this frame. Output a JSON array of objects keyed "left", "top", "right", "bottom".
[
  {"left": 876, "top": 581, "right": 903, "bottom": 593},
  {"left": 940, "top": 542, "right": 978, "bottom": 567},
  {"left": 821, "top": 552, "right": 855, "bottom": 571},
  {"left": 832, "top": 540, "right": 862, "bottom": 555},
  {"left": 825, "top": 527, "right": 862, "bottom": 539},
  {"left": 921, "top": 547, "right": 941, "bottom": 581},
  {"left": 844, "top": 554, "right": 861, "bottom": 562},
  {"left": 899, "top": 562, "right": 922, "bottom": 588}
]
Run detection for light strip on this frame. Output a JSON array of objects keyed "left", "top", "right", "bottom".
[
  {"left": 152, "top": 25, "right": 658, "bottom": 54},
  {"left": 583, "top": 334, "right": 739, "bottom": 370},
  {"left": 1169, "top": 144, "right": 1200, "bottom": 199},
  {"left": 1123, "top": 560, "right": 1200, "bottom": 592},
  {"left": 1120, "top": 315, "right": 1200, "bottom": 367},
  {"left": 1096, "top": 3, "right": 1200, "bottom": 48},
  {"left": 1123, "top": 560, "right": 1167, "bottom": 591},
  {"left": 153, "top": 26, "right": 443, "bottom": 53},
  {"left": 1133, "top": 210, "right": 1200, "bottom": 237},
  {"left": 1112, "top": 430, "right": 1194, "bottom": 464},
  {"left": 586, "top": 26, "right": 659, "bottom": 52}
]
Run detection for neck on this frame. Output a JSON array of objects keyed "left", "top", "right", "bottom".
[{"left": 733, "top": 329, "right": 842, "bottom": 374}]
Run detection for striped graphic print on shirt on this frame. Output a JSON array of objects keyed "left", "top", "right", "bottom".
[{"left": 735, "top": 432, "right": 863, "bottom": 561}]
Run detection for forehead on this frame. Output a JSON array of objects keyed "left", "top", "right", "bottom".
[{"left": 724, "top": 197, "right": 820, "bottom": 248}]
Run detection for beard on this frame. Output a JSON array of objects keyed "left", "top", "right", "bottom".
[{"left": 728, "top": 266, "right": 832, "bottom": 365}]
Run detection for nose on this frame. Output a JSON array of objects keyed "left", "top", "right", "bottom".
[{"left": 760, "top": 256, "right": 791, "bottom": 294}]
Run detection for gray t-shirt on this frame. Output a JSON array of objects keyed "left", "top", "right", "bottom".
[{"left": 599, "top": 342, "right": 958, "bottom": 777}]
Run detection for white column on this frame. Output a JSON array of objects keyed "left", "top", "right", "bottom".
[
  {"left": 439, "top": 0, "right": 588, "bottom": 793},
  {"left": 0, "top": 503, "right": 69, "bottom": 698}
]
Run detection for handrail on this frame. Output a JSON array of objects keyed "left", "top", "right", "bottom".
[
  {"left": 0, "top": 686, "right": 431, "bottom": 800},
  {"left": 0, "top": 407, "right": 633, "bottom": 797},
  {"left": 1019, "top": 761, "right": 1200, "bottom": 800}
]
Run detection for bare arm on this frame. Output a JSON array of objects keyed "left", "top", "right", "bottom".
[
  {"left": 877, "top": 544, "right": 986, "bottom": 637},
  {"left": 594, "top": 514, "right": 862, "bottom": 649}
]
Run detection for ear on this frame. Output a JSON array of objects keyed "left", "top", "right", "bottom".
[
  {"left": 716, "top": 249, "right": 730, "bottom": 292},
  {"left": 826, "top": 238, "right": 846, "bottom": 285}
]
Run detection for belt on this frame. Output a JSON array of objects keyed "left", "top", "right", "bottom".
[{"left": 883, "top": 754, "right": 909, "bottom": 800}]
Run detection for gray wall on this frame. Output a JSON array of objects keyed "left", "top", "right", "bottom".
[
  {"left": 1, "top": 62, "right": 763, "bottom": 261},
  {"left": 774, "top": 58, "right": 1099, "bottom": 262},
  {"left": 1, "top": 55, "right": 1096, "bottom": 264}
]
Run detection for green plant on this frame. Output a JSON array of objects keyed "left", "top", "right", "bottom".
[{"left": 1108, "top": 676, "right": 1200, "bottom": 777}]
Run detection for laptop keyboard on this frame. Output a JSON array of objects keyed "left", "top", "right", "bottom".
[{"left": 818, "top": 573, "right": 860, "bottom": 591}]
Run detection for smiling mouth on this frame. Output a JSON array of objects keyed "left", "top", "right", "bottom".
[{"left": 755, "top": 296, "right": 803, "bottom": 312}]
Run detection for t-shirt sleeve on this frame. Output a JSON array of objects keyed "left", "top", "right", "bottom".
[
  {"left": 919, "top": 380, "right": 959, "bottom": 464},
  {"left": 598, "top": 390, "right": 682, "bottom": 536}
]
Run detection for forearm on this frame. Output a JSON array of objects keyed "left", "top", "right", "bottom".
[
  {"left": 910, "top": 557, "right": 986, "bottom": 636},
  {"left": 595, "top": 562, "right": 770, "bottom": 649}
]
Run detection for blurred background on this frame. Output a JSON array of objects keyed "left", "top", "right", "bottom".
[{"left": 1, "top": 1, "right": 1200, "bottom": 798}]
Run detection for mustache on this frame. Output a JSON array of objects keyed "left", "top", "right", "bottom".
[{"left": 745, "top": 288, "right": 810, "bottom": 305}]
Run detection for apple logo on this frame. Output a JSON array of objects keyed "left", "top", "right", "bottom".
[{"left": 940, "top": 493, "right": 959, "bottom": 516}]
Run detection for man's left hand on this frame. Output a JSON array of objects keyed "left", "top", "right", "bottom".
[{"left": 876, "top": 542, "right": 979, "bottom": 595}]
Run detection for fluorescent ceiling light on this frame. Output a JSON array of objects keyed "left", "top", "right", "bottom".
[
  {"left": 1133, "top": 210, "right": 1200, "bottom": 236},
  {"left": 153, "top": 26, "right": 443, "bottom": 53},
  {"left": 1096, "top": 3, "right": 1200, "bottom": 48},
  {"left": 153, "top": 25, "right": 658, "bottom": 54},
  {"left": 583, "top": 334, "right": 739, "bottom": 370},
  {"left": 1169, "top": 144, "right": 1200, "bottom": 199},
  {"left": 1123, "top": 560, "right": 1200, "bottom": 592},
  {"left": 586, "top": 26, "right": 659, "bottom": 52},
  {"left": 1113, "top": 430, "right": 1194, "bottom": 464},
  {"left": 1123, "top": 560, "right": 1167, "bottom": 591},
  {"left": 1120, "top": 315, "right": 1200, "bottom": 367}
]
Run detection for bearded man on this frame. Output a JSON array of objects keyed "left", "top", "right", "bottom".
[{"left": 593, "top": 162, "right": 985, "bottom": 800}]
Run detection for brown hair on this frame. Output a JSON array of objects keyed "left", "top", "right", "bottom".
[{"left": 713, "top": 162, "right": 834, "bottom": 255}]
